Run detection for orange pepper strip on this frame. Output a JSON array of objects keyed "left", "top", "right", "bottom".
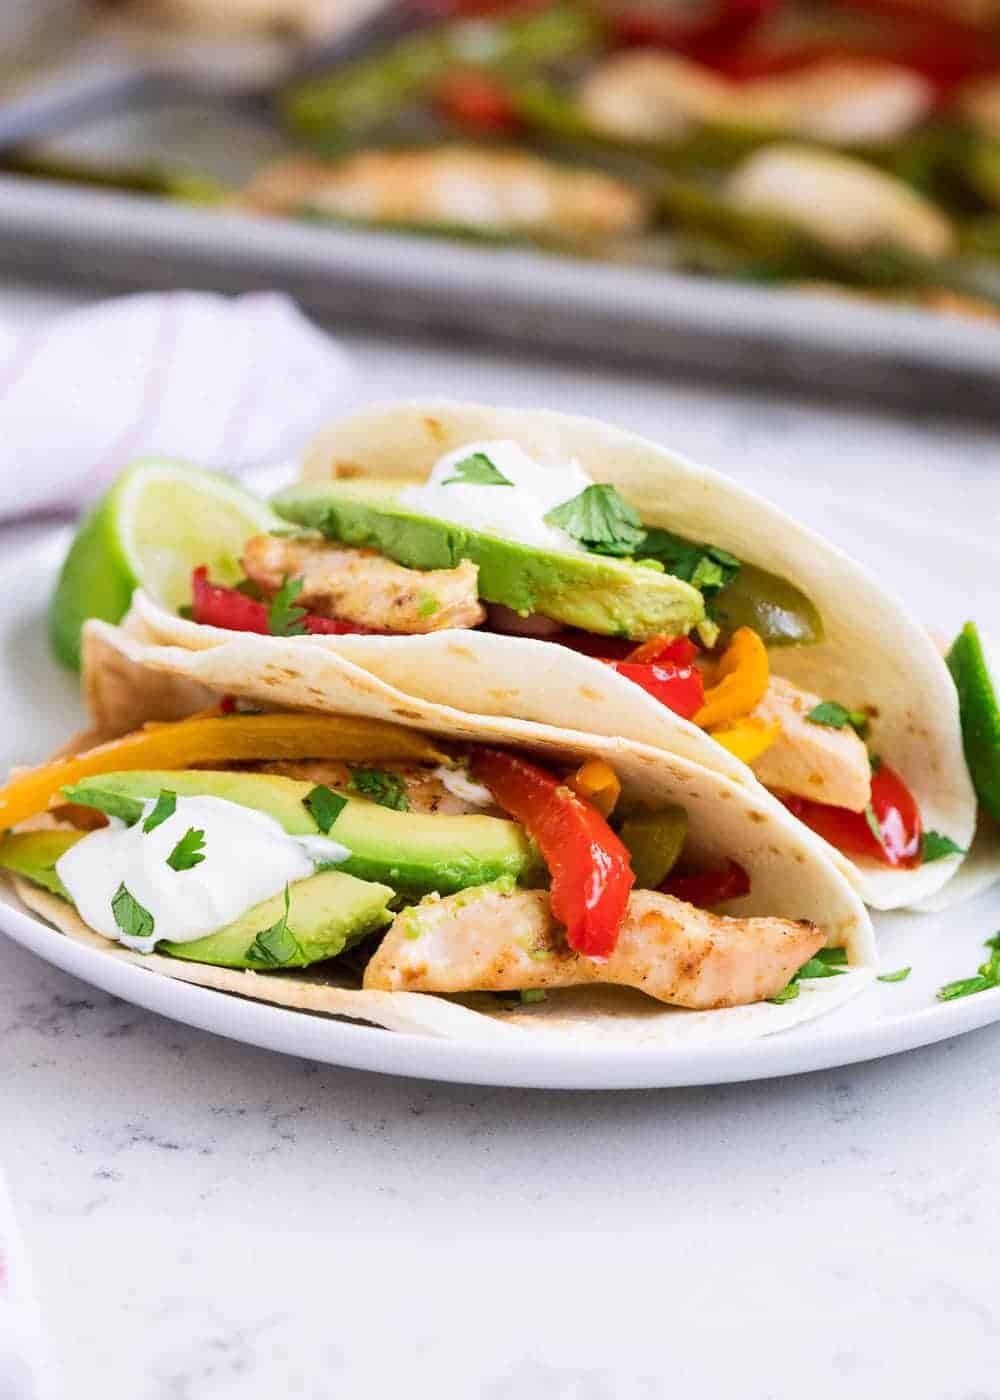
[
  {"left": 693, "top": 627, "right": 770, "bottom": 730},
  {"left": 568, "top": 759, "right": 622, "bottom": 819},
  {"left": 709, "top": 716, "right": 781, "bottom": 764},
  {"left": 0, "top": 713, "right": 446, "bottom": 833}
]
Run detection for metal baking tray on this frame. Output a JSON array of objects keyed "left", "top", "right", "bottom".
[
  {"left": 4, "top": 164, "right": 1000, "bottom": 413},
  {"left": 1, "top": 5, "right": 999, "bottom": 413}
]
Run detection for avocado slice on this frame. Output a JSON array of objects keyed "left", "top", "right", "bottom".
[
  {"left": 271, "top": 479, "right": 705, "bottom": 641},
  {"left": 62, "top": 770, "right": 543, "bottom": 895},
  {"left": 159, "top": 869, "right": 393, "bottom": 969},
  {"left": 0, "top": 829, "right": 82, "bottom": 898}
]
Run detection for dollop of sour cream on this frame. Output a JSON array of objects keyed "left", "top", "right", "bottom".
[
  {"left": 56, "top": 796, "right": 350, "bottom": 953},
  {"left": 399, "top": 439, "right": 594, "bottom": 554}
]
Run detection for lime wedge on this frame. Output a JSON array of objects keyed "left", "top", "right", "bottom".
[
  {"left": 49, "top": 460, "right": 281, "bottom": 670},
  {"left": 947, "top": 621, "right": 1000, "bottom": 822}
]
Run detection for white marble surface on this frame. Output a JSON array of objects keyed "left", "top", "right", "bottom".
[{"left": 2, "top": 280, "right": 1000, "bottom": 1399}]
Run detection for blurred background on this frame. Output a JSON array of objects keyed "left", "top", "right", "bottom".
[{"left": 2, "top": 0, "right": 1000, "bottom": 404}]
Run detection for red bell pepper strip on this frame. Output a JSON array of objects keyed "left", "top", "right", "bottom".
[
  {"left": 436, "top": 72, "right": 520, "bottom": 134},
  {"left": 469, "top": 748, "right": 635, "bottom": 958},
  {"left": 604, "top": 661, "right": 705, "bottom": 720},
  {"left": 782, "top": 762, "right": 922, "bottom": 869},
  {"left": 626, "top": 634, "right": 699, "bottom": 667},
  {"left": 660, "top": 859, "right": 751, "bottom": 907},
  {"left": 190, "top": 567, "right": 387, "bottom": 637}
]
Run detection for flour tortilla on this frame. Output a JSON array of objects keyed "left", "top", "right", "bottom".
[
  {"left": 127, "top": 401, "right": 974, "bottom": 910},
  {"left": 0, "top": 614, "right": 874, "bottom": 1047}
]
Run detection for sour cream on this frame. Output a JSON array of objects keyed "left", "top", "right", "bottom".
[
  {"left": 432, "top": 764, "right": 495, "bottom": 808},
  {"left": 399, "top": 439, "right": 594, "bottom": 554},
  {"left": 56, "top": 796, "right": 350, "bottom": 953}
]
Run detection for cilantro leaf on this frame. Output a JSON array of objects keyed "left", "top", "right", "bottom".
[
  {"left": 245, "top": 885, "right": 303, "bottom": 968},
  {"left": 111, "top": 883, "right": 155, "bottom": 943},
  {"left": 878, "top": 967, "right": 911, "bottom": 983},
  {"left": 267, "top": 576, "right": 308, "bottom": 637},
  {"left": 795, "top": 955, "right": 847, "bottom": 980},
  {"left": 142, "top": 790, "right": 177, "bottom": 834},
  {"left": 304, "top": 784, "right": 348, "bottom": 834},
  {"left": 640, "top": 528, "right": 741, "bottom": 595},
  {"left": 937, "top": 931, "right": 1000, "bottom": 1000},
  {"left": 921, "top": 831, "right": 967, "bottom": 864},
  {"left": 544, "top": 485, "right": 646, "bottom": 558},
  {"left": 869, "top": 753, "right": 882, "bottom": 774},
  {"left": 442, "top": 452, "right": 513, "bottom": 487},
  {"left": 938, "top": 975, "right": 996, "bottom": 1002},
  {"left": 166, "top": 828, "right": 206, "bottom": 872},
  {"left": 348, "top": 766, "right": 409, "bottom": 811},
  {"left": 806, "top": 701, "right": 870, "bottom": 738},
  {"left": 768, "top": 982, "right": 800, "bottom": 1004}
]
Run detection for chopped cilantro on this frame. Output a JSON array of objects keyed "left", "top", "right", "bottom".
[
  {"left": 921, "top": 831, "right": 966, "bottom": 864},
  {"left": 111, "top": 883, "right": 155, "bottom": 943},
  {"left": 544, "top": 484, "right": 646, "bottom": 558},
  {"left": 869, "top": 753, "right": 882, "bottom": 774},
  {"left": 640, "top": 528, "right": 741, "bottom": 595},
  {"left": 142, "top": 790, "right": 176, "bottom": 834},
  {"left": 806, "top": 701, "right": 870, "bottom": 738},
  {"left": 166, "top": 828, "right": 206, "bottom": 872},
  {"left": 418, "top": 593, "right": 440, "bottom": 617},
  {"left": 177, "top": 604, "right": 193, "bottom": 620},
  {"left": 267, "top": 576, "right": 308, "bottom": 637},
  {"left": 768, "top": 982, "right": 800, "bottom": 1004},
  {"left": 348, "top": 766, "right": 409, "bottom": 812},
  {"left": 519, "top": 989, "right": 546, "bottom": 1004},
  {"left": 303, "top": 784, "right": 348, "bottom": 834},
  {"left": 769, "top": 944, "right": 848, "bottom": 1002},
  {"left": 878, "top": 967, "right": 911, "bottom": 983},
  {"left": 937, "top": 931, "right": 1000, "bottom": 1000},
  {"left": 442, "top": 452, "right": 513, "bottom": 487},
  {"left": 245, "top": 886, "right": 303, "bottom": 968}
]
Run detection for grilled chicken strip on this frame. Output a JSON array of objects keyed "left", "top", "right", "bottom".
[
  {"left": 364, "top": 884, "right": 825, "bottom": 1009},
  {"left": 236, "top": 148, "right": 649, "bottom": 242},
  {"left": 725, "top": 145, "right": 955, "bottom": 258},
  {"left": 242, "top": 534, "right": 485, "bottom": 633},
  {"left": 256, "top": 759, "right": 501, "bottom": 817},
  {"left": 750, "top": 676, "right": 872, "bottom": 813}
]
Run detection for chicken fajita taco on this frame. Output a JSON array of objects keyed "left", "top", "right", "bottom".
[
  {"left": 74, "top": 401, "right": 977, "bottom": 911},
  {"left": 0, "top": 618, "right": 875, "bottom": 1047}
]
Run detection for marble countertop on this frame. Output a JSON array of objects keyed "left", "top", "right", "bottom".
[{"left": 2, "top": 281, "right": 1000, "bottom": 1400}]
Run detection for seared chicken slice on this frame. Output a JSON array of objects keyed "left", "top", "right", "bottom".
[
  {"left": 578, "top": 53, "right": 931, "bottom": 146},
  {"left": 364, "top": 884, "right": 825, "bottom": 1009},
  {"left": 750, "top": 676, "right": 872, "bottom": 813},
  {"left": 256, "top": 759, "right": 500, "bottom": 817},
  {"left": 236, "top": 148, "right": 649, "bottom": 241},
  {"left": 242, "top": 534, "right": 485, "bottom": 633},
  {"left": 579, "top": 52, "right": 733, "bottom": 143},
  {"left": 725, "top": 144, "right": 955, "bottom": 259}
]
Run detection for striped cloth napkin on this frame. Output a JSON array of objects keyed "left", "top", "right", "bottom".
[
  {"left": 0, "top": 1171, "right": 55, "bottom": 1399},
  {"left": 0, "top": 290, "right": 353, "bottom": 520}
]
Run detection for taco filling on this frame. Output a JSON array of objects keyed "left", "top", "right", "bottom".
[
  {"left": 0, "top": 707, "right": 835, "bottom": 1010},
  {"left": 179, "top": 438, "right": 927, "bottom": 872}
]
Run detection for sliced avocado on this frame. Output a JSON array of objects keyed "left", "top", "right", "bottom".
[
  {"left": 271, "top": 480, "right": 705, "bottom": 642},
  {"left": 63, "top": 770, "right": 544, "bottom": 895},
  {"left": 0, "top": 829, "right": 83, "bottom": 898},
  {"left": 159, "top": 869, "right": 393, "bottom": 970}
]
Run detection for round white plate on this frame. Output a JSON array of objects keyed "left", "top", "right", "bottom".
[{"left": 3, "top": 525, "right": 1000, "bottom": 1090}]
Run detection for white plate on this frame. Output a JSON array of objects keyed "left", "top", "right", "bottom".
[{"left": 2, "top": 526, "right": 1000, "bottom": 1090}]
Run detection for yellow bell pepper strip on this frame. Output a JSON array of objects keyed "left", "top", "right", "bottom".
[
  {"left": 0, "top": 713, "right": 446, "bottom": 833},
  {"left": 709, "top": 716, "right": 781, "bottom": 764},
  {"left": 568, "top": 759, "right": 622, "bottom": 819},
  {"left": 693, "top": 627, "right": 770, "bottom": 731}
]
